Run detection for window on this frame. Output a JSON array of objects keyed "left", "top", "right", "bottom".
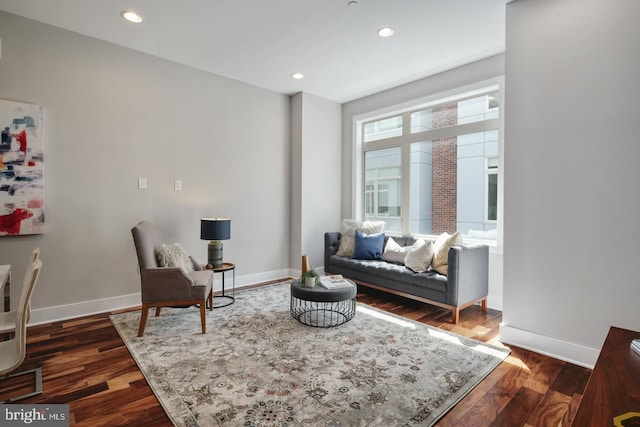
[
  {"left": 364, "top": 148, "right": 402, "bottom": 233},
  {"left": 486, "top": 157, "right": 498, "bottom": 222},
  {"left": 359, "top": 88, "right": 500, "bottom": 241},
  {"left": 363, "top": 116, "right": 403, "bottom": 142}
]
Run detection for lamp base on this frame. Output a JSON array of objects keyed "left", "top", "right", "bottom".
[{"left": 208, "top": 241, "right": 224, "bottom": 268}]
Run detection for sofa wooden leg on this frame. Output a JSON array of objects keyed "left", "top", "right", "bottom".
[
  {"left": 481, "top": 299, "right": 487, "bottom": 311},
  {"left": 200, "top": 302, "right": 207, "bottom": 334},
  {"left": 451, "top": 308, "right": 460, "bottom": 324},
  {"left": 138, "top": 306, "right": 149, "bottom": 337},
  {"left": 155, "top": 307, "right": 162, "bottom": 317},
  {"left": 208, "top": 290, "right": 213, "bottom": 311}
]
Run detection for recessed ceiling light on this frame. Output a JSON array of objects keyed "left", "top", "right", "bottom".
[
  {"left": 291, "top": 73, "right": 304, "bottom": 80},
  {"left": 121, "top": 10, "right": 143, "bottom": 24},
  {"left": 377, "top": 27, "right": 395, "bottom": 38}
]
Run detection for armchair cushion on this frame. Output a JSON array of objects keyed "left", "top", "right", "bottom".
[{"left": 156, "top": 242, "right": 194, "bottom": 273}]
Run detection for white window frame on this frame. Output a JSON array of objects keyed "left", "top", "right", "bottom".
[
  {"left": 365, "top": 167, "right": 401, "bottom": 217},
  {"left": 485, "top": 157, "right": 498, "bottom": 223},
  {"left": 352, "top": 78, "right": 504, "bottom": 252}
]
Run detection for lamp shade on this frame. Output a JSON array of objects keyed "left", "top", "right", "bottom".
[{"left": 200, "top": 218, "right": 231, "bottom": 241}]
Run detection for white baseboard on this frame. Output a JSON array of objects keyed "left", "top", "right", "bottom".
[
  {"left": 212, "top": 268, "right": 292, "bottom": 292},
  {"left": 29, "top": 269, "right": 294, "bottom": 327},
  {"left": 289, "top": 267, "right": 324, "bottom": 279},
  {"left": 500, "top": 324, "right": 599, "bottom": 368},
  {"left": 487, "top": 292, "right": 503, "bottom": 311},
  {"left": 29, "top": 292, "right": 142, "bottom": 326}
]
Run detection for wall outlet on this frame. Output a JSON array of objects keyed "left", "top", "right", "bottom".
[
  {"left": 174, "top": 179, "right": 182, "bottom": 191},
  {"left": 138, "top": 178, "right": 147, "bottom": 190}
]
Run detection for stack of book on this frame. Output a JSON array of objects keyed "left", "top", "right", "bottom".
[
  {"left": 319, "top": 275, "right": 351, "bottom": 289},
  {"left": 631, "top": 339, "right": 640, "bottom": 357}
]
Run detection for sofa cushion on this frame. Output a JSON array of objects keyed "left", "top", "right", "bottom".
[
  {"left": 431, "top": 232, "right": 464, "bottom": 275},
  {"left": 330, "top": 256, "right": 406, "bottom": 278},
  {"left": 381, "top": 237, "right": 411, "bottom": 264},
  {"left": 352, "top": 230, "right": 385, "bottom": 260},
  {"left": 328, "top": 255, "right": 448, "bottom": 296},
  {"left": 404, "top": 239, "right": 434, "bottom": 273},
  {"left": 336, "top": 219, "right": 385, "bottom": 257},
  {"left": 410, "top": 271, "right": 448, "bottom": 294}
]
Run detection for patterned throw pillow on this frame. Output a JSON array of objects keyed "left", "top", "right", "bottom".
[
  {"left": 156, "top": 243, "right": 194, "bottom": 273},
  {"left": 404, "top": 239, "right": 435, "bottom": 273},
  {"left": 336, "top": 219, "right": 385, "bottom": 257},
  {"left": 431, "top": 232, "right": 464, "bottom": 275}
]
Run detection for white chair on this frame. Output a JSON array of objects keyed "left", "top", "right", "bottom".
[
  {"left": 0, "top": 247, "right": 40, "bottom": 334},
  {"left": 0, "top": 258, "right": 42, "bottom": 402}
]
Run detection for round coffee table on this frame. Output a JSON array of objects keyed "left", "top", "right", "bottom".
[{"left": 290, "top": 279, "right": 357, "bottom": 328}]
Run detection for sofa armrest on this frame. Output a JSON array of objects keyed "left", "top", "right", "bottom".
[
  {"left": 446, "top": 245, "right": 489, "bottom": 306},
  {"left": 324, "top": 232, "right": 342, "bottom": 272}
]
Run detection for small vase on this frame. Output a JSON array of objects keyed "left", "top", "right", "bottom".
[{"left": 305, "top": 276, "right": 316, "bottom": 288}]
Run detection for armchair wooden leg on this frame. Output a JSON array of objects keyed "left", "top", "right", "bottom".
[
  {"left": 155, "top": 307, "right": 162, "bottom": 316},
  {"left": 451, "top": 308, "right": 460, "bottom": 324},
  {"left": 200, "top": 301, "right": 207, "bottom": 334},
  {"left": 208, "top": 290, "right": 213, "bottom": 311},
  {"left": 481, "top": 298, "right": 487, "bottom": 311},
  {"left": 138, "top": 305, "right": 150, "bottom": 337}
]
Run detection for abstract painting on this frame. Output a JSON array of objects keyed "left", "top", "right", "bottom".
[{"left": 0, "top": 99, "right": 44, "bottom": 236}]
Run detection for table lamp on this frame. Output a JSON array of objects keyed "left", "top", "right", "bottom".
[{"left": 200, "top": 218, "right": 231, "bottom": 268}]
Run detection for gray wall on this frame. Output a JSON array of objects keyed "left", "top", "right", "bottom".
[
  {"left": 502, "top": 0, "right": 640, "bottom": 367},
  {"left": 290, "top": 92, "right": 342, "bottom": 273},
  {"left": 0, "top": 12, "right": 292, "bottom": 320}
]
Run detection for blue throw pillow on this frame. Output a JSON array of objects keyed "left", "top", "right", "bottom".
[{"left": 352, "top": 230, "right": 385, "bottom": 260}]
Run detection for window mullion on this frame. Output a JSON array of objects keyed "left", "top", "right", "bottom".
[
  {"left": 400, "top": 142, "right": 411, "bottom": 236},
  {"left": 410, "top": 118, "right": 499, "bottom": 142}
]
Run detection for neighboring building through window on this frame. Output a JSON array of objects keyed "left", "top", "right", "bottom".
[{"left": 360, "top": 87, "right": 500, "bottom": 241}]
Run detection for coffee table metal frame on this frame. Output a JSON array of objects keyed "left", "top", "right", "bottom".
[{"left": 290, "top": 279, "right": 356, "bottom": 328}]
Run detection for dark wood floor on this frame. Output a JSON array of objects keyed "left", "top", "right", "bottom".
[{"left": 0, "top": 281, "right": 591, "bottom": 426}]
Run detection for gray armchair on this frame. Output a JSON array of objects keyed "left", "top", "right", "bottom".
[{"left": 131, "top": 221, "right": 213, "bottom": 337}]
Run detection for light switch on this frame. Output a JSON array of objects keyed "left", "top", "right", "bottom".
[
  {"left": 138, "top": 178, "right": 147, "bottom": 190},
  {"left": 174, "top": 180, "right": 182, "bottom": 191}
]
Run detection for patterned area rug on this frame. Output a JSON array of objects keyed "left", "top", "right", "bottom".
[{"left": 110, "top": 282, "right": 509, "bottom": 426}]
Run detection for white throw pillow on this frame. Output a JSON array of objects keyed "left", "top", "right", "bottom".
[
  {"left": 382, "top": 237, "right": 412, "bottom": 264},
  {"left": 156, "top": 243, "right": 194, "bottom": 273},
  {"left": 336, "top": 220, "right": 361, "bottom": 257},
  {"left": 431, "top": 232, "right": 464, "bottom": 275},
  {"left": 360, "top": 220, "right": 385, "bottom": 235},
  {"left": 336, "top": 219, "right": 385, "bottom": 257},
  {"left": 404, "top": 239, "right": 434, "bottom": 273}
]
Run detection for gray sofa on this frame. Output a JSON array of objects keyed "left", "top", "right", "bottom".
[{"left": 324, "top": 232, "right": 489, "bottom": 323}]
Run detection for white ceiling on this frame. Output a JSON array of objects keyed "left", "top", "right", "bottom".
[{"left": 0, "top": 0, "right": 507, "bottom": 103}]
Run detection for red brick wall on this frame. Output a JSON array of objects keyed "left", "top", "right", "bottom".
[{"left": 431, "top": 104, "right": 457, "bottom": 233}]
